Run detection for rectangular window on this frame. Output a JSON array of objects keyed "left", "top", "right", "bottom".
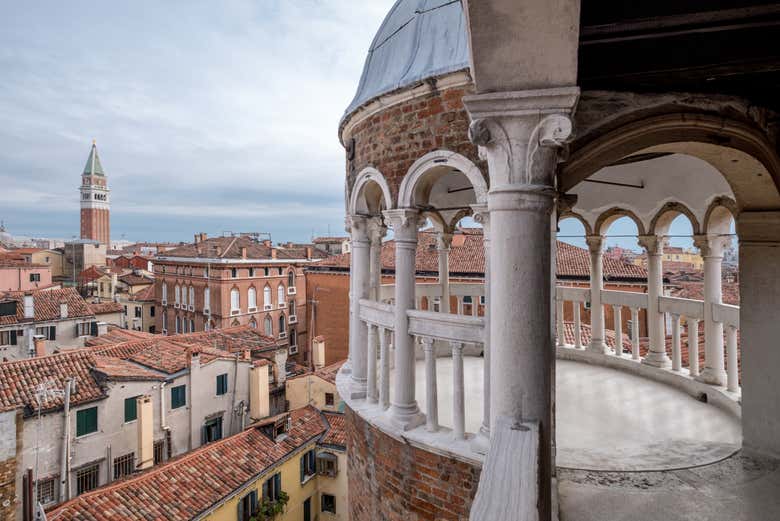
[
  {"left": 249, "top": 268, "right": 255, "bottom": 277},
  {"left": 300, "top": 448, "right": 316, "bottom": 482},
  {"left": 0, "top": 330, "right": 15, "bottom": 346},
  {"left": 231, "top": 268, "right": 238, "bottom": 278},
  {"left": 170, "top": 385, "right": 186, "bottom": 409},
  {"left": 29, "top": 273, "right": 41, "bottom": 282},
  {"left": 76, "top": 407, "right": 98, "bottom": 437},
  {"left": 113, "top": 452, "right": 135, "bottom": 480},
  {"left": 325, "top": 393, "right": 334, "bottom": 406},
  {"left": 237, "top": 489, "right": 258, "bottom": 521},
  {"left": 202, "top": 416, "right": 223, "bottom": 444},
  {"left": 317, "top": 453, "right": 338, "bottom": 477},
  {"left": 216, "top": 373, "right": 228, "bottom": 395},
  {"left": 37, "top": 476, "right": 58, "bottom": 505},
  {"left": 321, "top": 493, "right": 336, "bottom": 514},
  {"left": 76, "top": 464, "right": 99, "bottom": 495},
  {"left": 124, "top": 396, "right": 138, "bottom": 423},
  {"left": 134, "top": 306, "right": 142, "bottom": 318},
  {"left": 150, "top": 306, "right": 155, "bottom": 317},
  {"left": 153, "top": 440, "right": 165, "bottom": 465},
  {"left": 149, "top": 325, "right": 156, "bottom": 334},
  {"left": 261, "top": 472, "right": 282, "bottom": 502},
  {"left": 35, "top": 325, "right": 56, "bottom": 341}
]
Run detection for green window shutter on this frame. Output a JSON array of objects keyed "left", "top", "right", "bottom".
[
  {"left": 124, "top": 397, "right": 138, "bottom": 422},
  {"left": 90, "top": 322, "right": 98, "bottom": 337},
  {"left": 216, "top": 374, "right": 227, "bottom": 395},
  {"left": 300, "top": 454, "right": 305, "bottom": 482},
  {"left": 171, "top": 385, "right": 186, "bottom": 409},
  {"left": 274, "top": 473, "right": 281, "bottom": 499},
  {"left": 9, "top": 330, "right": 16, "bottom": 345},
  {"left": 76, "top": 407, "right": 98, "bottom": 437},
  {"left": 49, "top": 325, "right": 56, "bottom": 340}
]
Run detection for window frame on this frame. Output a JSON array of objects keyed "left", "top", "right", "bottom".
[
  {"left": 216, "top": 373, "right": 228, "bottom": 396},
  {"left": 76, "top": 406, "right": 98, "bottom": 437},
  {"left": 170, "top": 384, "right": 187, "bottom": 409},
  {"left": 75, "top": 464, "right": 100, "bottom": 495},
  {"left": 113, "top": 452, "right": 135, "bottom": 480},
  {"left": 124, "top": 396, "right": 138, "bottom": 423},
  {"left": 321, "top": 493, "right": 337, "bottom": 515},
  {"left": 300, "top": 448, "right": 317, "bottom": 483},
  {"left": 37, "top": 475, "right": 58, "bottom": 505}
]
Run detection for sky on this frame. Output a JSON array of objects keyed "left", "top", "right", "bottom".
[{"left": 0, "top": 1, "right": 395, "bottom": 244}]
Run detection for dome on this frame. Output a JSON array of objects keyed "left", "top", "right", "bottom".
[{"left": 343, "top": 0, "right": 470, "bottom": 120}]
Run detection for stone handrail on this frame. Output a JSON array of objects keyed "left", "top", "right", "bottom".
[
  {"left": 601, "top": 289, "right": 649, "bottom": 309},
  {"left": 659, "top": 295, "right": 705, "bottom": 320},
  {"left": 712, "top": 302, "right": 739, "bottom": 329},
  {"left": 407, "top": 309, "right": 485, "bottom": 343}
]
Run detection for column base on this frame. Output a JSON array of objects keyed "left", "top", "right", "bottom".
[
  {"left": 587, "top": 341, "right": 609, "bottom": 355},
  {"left": 471, "top": 426, "right": 491, "bottom": 455},
  {"left": 350, "top": 377, "right": 367, "bottom": 400},
  {"left": 387, "top": 403, "right": 425, "bottom": 432},
  {"left": 642, "top": 351, "right": 671, "bottom": 368},
  {"left": 696, "top": 367, "right": 727, "bottom": 387},
  {"left": 341, "top": 360, "right": 352, "bottom": 375}
]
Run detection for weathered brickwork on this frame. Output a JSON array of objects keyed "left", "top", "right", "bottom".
[
  {"left": 346, "top": 406, "right": 481, "bottom": 521},
  {"left": 344, "top": 82, "right": 486, "bottom": 200},
  {"left": 0, "top": 411, "right": 21, "bottom": 520}
]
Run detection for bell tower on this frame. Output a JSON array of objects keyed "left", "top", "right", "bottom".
[{"left": 79, "top": 140, "right": 111, "bottom": 245}]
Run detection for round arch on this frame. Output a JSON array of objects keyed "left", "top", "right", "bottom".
[
  {"left": 561, "top": 112, "right": 780, "bottom": 211},
  {"left": 594, "top": 207, "right": 646, "bottom": 236},
  {"left": 649, "top": 201, "right": 701, "bottom": 236},
  {"left": 398, "top": 150, "right": 488, "bottom": 208},
  {"left": 558, "top": 210, "right": 594, "bottom": 236},
  {"left": 703, "top": 196, "right": 739, "bottom": 234},
  {"left": 349, "top": 167, "right": 394, "bottom": 215}
]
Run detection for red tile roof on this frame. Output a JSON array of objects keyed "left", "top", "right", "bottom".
[
  {"left": 315, "top": 360, "right": 346, "bottom": 384},
  {"left": 313, "top": 229, "right": 647, "bottom": 281},
  {"left": 0, "top": 287, "right": 94, "bottom": 326},
  {"left": 128, "top": 284, "right": 155, "bottom": 302},
  {"left": 48, "top": 406, "right": 328, "bottom": 521},
  {"left": 84, "top": 327, "right": 154, "bottom": 347},
  {"left": 92, "top": 355, "right": 166, "bottom": 381},
  {"left": 89, "top": 302, "right": 124, "bottom": 315},
  {"left": 118, "top": 273, "right": 153, "bottom": 286},
  {"left": 321, "top": 412, "right": 347, "bottom": 448},
  {"left": 160, "top": 236, "right": 324, "bottom": 261}
]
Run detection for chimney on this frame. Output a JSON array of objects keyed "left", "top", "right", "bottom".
[
  {"left": 59, "top": 302, "right": 68, "bottom": 319},
  {"left": 23, "top": 294, "right": 34, "bottom": 319},
  {"left": 312, "top": 336, "right": 326, "bottom": 370},
  {"left": 33, "top": 335, "right": 46, "bottom": 357},
  {"left": 136, "top": 395, "right": 154, "bottom": 470},
  {"left": 194, "top": 233, "right": 200, "bottom": 244},
  {"left": 305, "top": 246, "right": 312, "bottom": 259},
  {"left": 111, "top": 274, "right": 118, "bottom": 297},
  {"left": 216, "top": 246, "right": 223, "bottom": 257},
  {"left": 242, "top": 349, "right": 251, "bottom": 361},
  {"left": 262, "top": 240, "right": 271, "bottom": 248},
  {"left": 249, "top": 362, "right": 270, "bottom": 420},
  {"left": 271, "top": 249, "right": 277, "bottom": 260},
  {"left": 240, "top": 246, "right": 247, "bottom": 259},
  {"left": 97, "top": 322, "right": 108, "bottom": 336},
  {"left": 274, "top": 348, "right": 288, "bottom": 385}
]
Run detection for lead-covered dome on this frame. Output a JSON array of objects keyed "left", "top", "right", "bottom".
[{"left": 343, "top": 0, "right": 469, "bottom": 119}]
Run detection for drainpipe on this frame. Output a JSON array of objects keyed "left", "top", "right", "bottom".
[
  {"left": 160, "top": 382, "right": 167, "bottom": 429},
  {"left": 59, "top": 378, "right": 73, "bottom": 502}
]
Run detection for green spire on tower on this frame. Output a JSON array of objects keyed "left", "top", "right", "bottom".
[{"left": 83, "top": 139, "right": 105, "bottom": 176}]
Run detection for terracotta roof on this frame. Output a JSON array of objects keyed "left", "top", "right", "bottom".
[
  {"left": 118, "top": 273, "right": 153, "bottom": 286},
  {"left": 0, "top": 350, "right": 105, "bottom": 414},
  {"left": 0, "top": 287, "right": 94, "bottom": 326},
  {"left": 161, "top": 236, "right": 313, "bottom": 261},
  {"left": 0, "top": 259, "right": 48, "bottom": 269},
  {"left": 89, "top": 302, "right": 124, "bottom": 315},
  {"left": 48, "top": 406, "right": 327, "bottom": 521},
  {"left": 562, "top": 322, "right": 632, "bottom": 352},
  {"left": 669, "top": 282, "right": 740, "bottom": 306},
  {"left": 313, "top": 236, "right": 348, "bottom": 243},
  {"left": 313, "top": 229, "right": 648, "bottom": 281},
  {"left": 84, "top": 327, "right": 154, "bottom": 347},
  {"left": 321, "top": 412, "right": 347, "bottom": 448},
  {"left": 128, "top": 284, "right": 155, "bottom": 302},
  {"left": 92, "top": 355, "right": 166, "bottom": 381},
  {"left": 315, "top": 360, "right": 346, "bottom": 384}
]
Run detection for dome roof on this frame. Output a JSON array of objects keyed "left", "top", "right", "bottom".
[{"left": 343, "top": 0, "right": 470, "bottom": 120}]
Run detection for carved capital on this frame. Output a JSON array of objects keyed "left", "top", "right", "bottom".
[
  {"left": 470, "top": 203, "right": 491, "bottom": 236},
  {"left": 436, "top": 232, "right": 453, "bottom": 251},
  {"left": 366, "top": 216, "right": 387, "bottom": 246},
  {"left": 468, "top": 119, "right": 492, "bottom": 146},
  {"left": 347, "top": 214, "right": 371, "bottom": 244},
  {"left": 382, "top": 209, "right": 423, "bottom": 243},
  {"left": 420, "top": 336, "right": 435, "bottom": 352},
  {"left": 637, "top": 235, "right": 667, "bottom": 256},
  {"left": 585, "top": 235, "right": 604, "bottom": 254},
  {"left": 693, "top": 234, "right": 732, "bottom": 258}
]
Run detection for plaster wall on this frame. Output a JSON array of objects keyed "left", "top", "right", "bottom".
[
  {"left": 0, "top": 266, "right": 53, "bottom": 292},
  {"left": 286, "top": 375, "right": 341, "bottom": 413}
]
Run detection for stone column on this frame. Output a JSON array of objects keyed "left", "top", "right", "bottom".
[
  {"left": 464, "top": 86, "right": 579, "bottom": 520},
  {"left": 638, "top": 235, "right": 670, "bottom": 367},
  {"left": 437, "top": 231, "right": 453, "bottom": 313},
  {"left": 347, "top": 215, "right": 371, "bottom": 398},
  {"left": 471, "top": 203, "right": 491, "bottom": 453},
  {"left": 382, "top": 208, "right": 425, "bottom": 429},
  {"left": 586, "top": 235, "right": 607, "bottom": 353},
  {"left": 694, "top": 234, "right": 731, "bottom": 385},
  {"left": 368, "top": 218, "right": 387, "bottom": 301}
]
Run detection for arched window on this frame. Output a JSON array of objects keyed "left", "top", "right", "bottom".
[
  {"left": 288, "top": 299, "right": 296, "bottom": 317},
  {"left": 230, "top": 288, "right": 240, "bottom": 311},
  {"left": 190, "top": 319, "right": 195, "bottom": 332},
  {"left": 290, "top": 328, "right": 297, "bottom": 347},
  {"left": 204, "top": 320, "right": 210, "bottom": 332},
  {"left": 277, "top": 284, "right": 285, "bottom": 307},
  {"left": 175, "top": 316, "right": 181, "bottom": 334},
  {"left": 204, "top": 287, "right": 210, "bottom": 311},
  {"left": 287, "top": 269, "right": 294, "bottom": 287},
  {"left": 248, "top": 287, "right": 257, "bottom": 310},
  {"left": 183, "top": 319, "right": 189, "bottom": 333},
  {"left": 189, "top": 287, "right": 195, "bottom": 308},
  {"left": 279, "top": 313, "right": 286, "bottom": 334},
  {"left": 264, "top": 316, "right": 273, "bottom": 336},
  {"left": 162, "top": 284, "right": 168, "bottom": 303},
  {"left": 162, "top": 313, "right": 167, "bottom": 332},
  {"left": 181, "top": 286, "right": 187, "bottom": 307},
  {"left": 249, "top": 318, "right": 257, "bottom": 329},
  {"left": 263, "top": 285, "right": 272, "bottom": 309},
  {"left": 174, "top": 285, "right": 180, "bottom": 305}
]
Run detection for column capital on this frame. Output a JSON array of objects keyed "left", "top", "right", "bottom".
[
  {"left": 463, "top": 87, "right": 579, "bottom": 188},
  {"left": 366, "top": 216, "right": 387, "bottom": 245},
  {"left": 436, "top": 231, "right": 453, "bottom": 251},
  {"left": 420, "top": 336, "right": 435, "bottom": 352},
  {"left": 585, "top": 235, "right": 604, "bottom": 254},
  {"left": 346, "top": 214, "right": 371, "bottom": 243},
  {"left": 693, "top": 234, "right": 732, "bottom": 258},
  {"left": 382, "top": 209, "right": 423, "bottom": 243},
  {"left": 470, "top": 203, "right": 491, "bottom": 234},
  {"left": 638, "top": 235, "right": 667, "bottom": 256}
]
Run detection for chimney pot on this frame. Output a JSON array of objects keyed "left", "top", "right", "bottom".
[
  {"left": 60, "top": 302, "right": 68, "bottom": 319},
  {"left": 23, "top": 294, "right": 34, "bottom": 319},
  {"left": 33, "top": 335, "right": 46, "bottom": 357},
  {"left": 241, "top": 246, "right": 247, "bottom": 259}
]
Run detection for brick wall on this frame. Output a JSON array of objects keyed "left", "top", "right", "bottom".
[
  {"left": 0, "top": 410, "right": 21, "bottom": 520},
  {"left": 306, "top": 270, "right": 350, "bottom": 365},
  {"left": 346, "top": 406, "right": 480, "bottom": 521},
  {"left": 346, "top": 82, "right": 485, "bottom": 198}
]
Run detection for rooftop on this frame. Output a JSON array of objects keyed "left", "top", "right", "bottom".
[
  {"left": 159, "top": 235, "right": 326, "bottom": 261},
  {"left": 0, "top": 287, "right": 94, "bottom": 326}
]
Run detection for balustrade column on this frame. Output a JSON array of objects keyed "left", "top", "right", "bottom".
[
  {"left": 437, "top": 232, "right": 453, "bottom": 313},
  {"left": 638, "top": 235, "right": 671, "bottom": 367},
  {"left": 573, "top": 303, "right": 582, "bottom": 349},
  {"left": 367, "top": 324, "right": 378, "bottom": 403},
  {"left": 451, "top": 341, "right": 466, "bottom": 440},
  {"left": 382, "top": 209, "right": 425, "bottom": 429},
  {"left": 586, "top": 235, "right": 607, "bottom": 354},
  {"left": 421, "top": 337, "right": 438, "bottom": 432},
  {"left": 368, "top": 218, "right": 387, "bottom": 301},
  {"left": 379, "top": 327, "right": 390, "bottom": 409},
  {"left": 472, "top": 203, "right": 491, "bottom": 453},
  {"left": 688, "top": 319, "right": 700, "bottom": 377},
  {"left": 612, "top": 306, "right": 623, "bottom": 356},
  {"left": 630, "top": 308, "right": 640, "bottom": 359},
  {"left": 671, "top": 314, "right": 682, "bottom": 371},
  {"left": 726, "top": 326, "right": 739, "bottom": 393},
  {"left": 348, "top": 215, "right": 371, "bottom": 396},
  {"left": 556, "top": 299, "right": 565, "bottom": 348},
  {"left": 694, "top": 235, "right": 731, "bottom": 385},
  {"left": 464, "top": 87, "right": 578, "bottom": 518}
]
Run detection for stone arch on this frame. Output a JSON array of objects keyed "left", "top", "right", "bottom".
[
  {"left": 558, "top": 210, "right": 593, "bottom": 236},
  {"left": 398, "top": 149, "right": 488, "bottom": 208},
  {"left": 349, "top": 167, "right": 394, "bottom": 215},
  {"left": 594, "top": 207, "right": 646, "bottom": 236},
  {"left": 649, "top": 201, "right": 701, "bottom": 236},
  {"left": 703, "top": 196, "right": 739, "bottom": 235},
  {"left": 562, "top": 111, "right": 780, "bottom": 211}
]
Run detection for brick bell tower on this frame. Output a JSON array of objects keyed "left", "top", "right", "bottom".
[{"left": 79, "top": 140, "right": 111, "bottom": 245}]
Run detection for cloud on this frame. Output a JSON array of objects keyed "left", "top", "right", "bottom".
[{"left": 0, "top": 0, "right": 394, "bottom": 242}]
